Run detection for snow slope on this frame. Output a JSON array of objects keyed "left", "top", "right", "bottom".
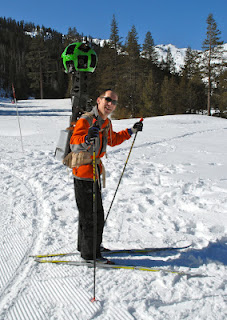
[{"left": 0, "top": 98, "right": 227, "bottom": 320}]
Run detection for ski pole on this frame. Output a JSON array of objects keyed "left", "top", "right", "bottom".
[
  {"left": 91, "top": 136, "right": 97, "bottom": 303},
  {"left": 104, "top": 118, "right": 143, "bottom": 224},
  {"left": 12, "top": 84, "right": 24, "bottom": 153}
]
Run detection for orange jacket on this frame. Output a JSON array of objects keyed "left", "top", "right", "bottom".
[{"left": 70, "top": 108, "right": 131, "bottom": 181}]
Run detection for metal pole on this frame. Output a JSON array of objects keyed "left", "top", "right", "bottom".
[
  {"left": 104, "top": 118, "right": 143, "bottom": 224},
  {"left": 12, "top": 84, "right": 24, "bottom": 153},
  {"left": 91, "top": 137, "right": 97, "bottom": 302}
]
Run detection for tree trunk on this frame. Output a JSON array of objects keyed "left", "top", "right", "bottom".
[{"left": 207, "top": 43, "right": 211, "bottom": 116}]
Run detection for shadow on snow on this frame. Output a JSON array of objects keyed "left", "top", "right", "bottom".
[{"left": 109, "top": 237, "right": 227, "bottom": 270}]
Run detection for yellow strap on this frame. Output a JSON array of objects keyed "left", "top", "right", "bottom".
[{"left": 96, "top": 159, "right": 106, "bottom": 188}]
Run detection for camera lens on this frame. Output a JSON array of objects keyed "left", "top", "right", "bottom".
[{"left": 77, "top": 56, "right": 88, "bottom": 69}]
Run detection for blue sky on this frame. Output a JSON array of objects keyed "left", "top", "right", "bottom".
[{"left": 2, "top": 0, "right": 226, "bottom": 50}]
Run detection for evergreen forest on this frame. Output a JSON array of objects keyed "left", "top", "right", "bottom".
[{"left": 0, "top": 15, "right": 226, "bottom": 119}]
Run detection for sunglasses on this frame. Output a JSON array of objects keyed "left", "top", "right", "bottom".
[{"left": 101, "top": 96, "right": 118, "bottom": 105}]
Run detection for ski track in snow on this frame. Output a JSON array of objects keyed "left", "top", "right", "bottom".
[{"left": 0, "top": 99, "right": 227, "bottom": 319}]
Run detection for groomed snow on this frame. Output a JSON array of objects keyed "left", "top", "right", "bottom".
[{"left": 0, "top": 98, "right": 226, "bottom": 319}]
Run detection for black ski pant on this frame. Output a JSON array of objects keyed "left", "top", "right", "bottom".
[{"left": 73, "top": 178, "right": 104, "bottom": 260}]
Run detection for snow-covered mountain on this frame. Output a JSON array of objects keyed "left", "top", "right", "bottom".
[
  {"left": 154, "top": 44, "right": 189, "bottom": 72},
  {"left": 155, "top": 43, "right": 227, "bottom": 73},
  {"left": 92, "top": 38, "right": 189, "bottom": 72},
  {"left": 93, "top": 38, "right": 227, "bottom": 73}
]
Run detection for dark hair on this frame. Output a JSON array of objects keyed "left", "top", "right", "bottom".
[{"left": 99, "top": 89, "right": 118, "bottom": 98}]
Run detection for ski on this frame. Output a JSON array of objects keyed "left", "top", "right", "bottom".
[
  {"left": 30, "top": 252, "right": 78, "bottom": 259},
  {"left": 34, "top": 258, "right": 204, "bottom": 277},
  {"left": 103, "top": 244, "right": 192, "bottom": 255},
  {"left": 30, "top": 244, "right": 191, "bottom": 259}
]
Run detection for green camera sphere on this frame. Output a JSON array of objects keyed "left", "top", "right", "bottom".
[{"left": 62, "top": 42, "right": 97, "bottom": 73}]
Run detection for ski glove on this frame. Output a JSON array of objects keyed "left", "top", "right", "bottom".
[
  {"left": 129, "top": 121, "right": 143, "bottom": 134},
  {"left": 86, "top": 125, "right": 100, "bottom": 144}
]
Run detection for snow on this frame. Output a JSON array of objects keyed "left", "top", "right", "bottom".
[
  {"left": 155, "top": 44, "right": 189, "bottom": 72},
  {"left": 0, "top": 98, "right": 227, "bottom": 319}
]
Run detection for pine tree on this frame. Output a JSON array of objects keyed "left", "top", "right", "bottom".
[
  {"left": 45, "top": 29, "right": 67, "bottom": 98},
  {"left": 141, "top": 69, "right": 161, "bottom": 116},
  {"left": 26, "top": 33, "right": 50, "bottom": 99},
  {"left": 95, "top": 43, "right": 116, "bottom": 92},
  {"left": 181, "top": 47, "right": 201, "bottom": 79},
  {"left": 142, "top": 31, "right": 158, "bottom": 64},
  {"left": 179, "top": 47, "right": 206, "bottom": 114},
  {"left": 188, "top": 75, "right": 206, "bottom": 114},
  {"left": 165, "top": 47, "right": 176, "bottom": 74},
  {"left": 160, "top": 76, "right": 178, "bottom": 114},
  {"left": 216, "top": 69, "right": 227, "bottom": 114},
  {"left": 177, "top": 75, "right": 188, "bottom": 114},
  {"left": 0, "top": 17, "right": 31, "bottom": 98},
  {"left": 125, "top": 25, "right": 141, "bottom": 60},
  {"left": 109, "top": 14, "right": 122, "bottom": 90},
  {"left": 110, "top": 14, "right": 122, "bottom": 51},
  {"left": 202, "top": 13, "right": 224, "bottom": 115},
  {"left": 123, "top": 25, "right": 141, "bottom": 116},
  {"left": 65, "top": 27, "right": 81, "bottom": 45}
]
